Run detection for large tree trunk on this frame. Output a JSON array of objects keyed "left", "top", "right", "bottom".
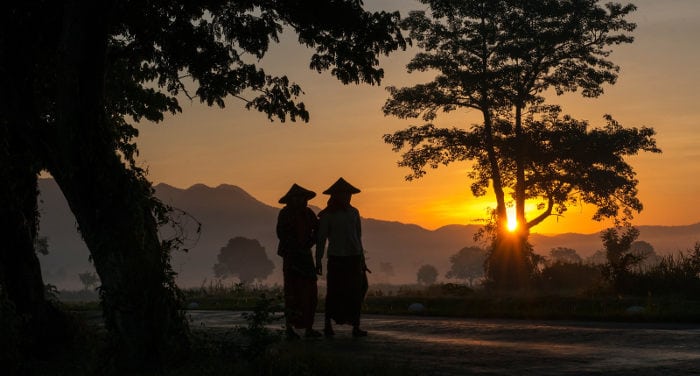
[
  {"left": 49, "top": 1, "right": 189, "bottom": 370},
  {"left": 0, "top": 134, "right": 44, "bottom": 328},
  {"left": 0, "top": 4, "right": 71, "bottom": 355},
  {"left": 0, "top": 126, "right": 74, "bottom": 359}
]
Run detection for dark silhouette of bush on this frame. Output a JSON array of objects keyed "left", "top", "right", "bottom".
[
  {"left": 548, "top": 247, "right": 582, "bottom": 265},
  {"left": 538, "top": 262, "right": 603, "bottom": 293},
  {"left": 213, "top": 237, "right": 274, "bottom": 284},
  {"left": 623, "top": 243, "right": 700, "bottom": 297}
]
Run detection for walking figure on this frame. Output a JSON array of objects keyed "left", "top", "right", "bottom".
[
  {"left": 276, "top": 184, "right": 323, "bottom": 339},
  {"left": 316, "top": 178, "right": 369, "bottom": 338}
]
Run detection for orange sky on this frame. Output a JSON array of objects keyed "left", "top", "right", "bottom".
[{"left": 135, "top": 0, "right": 700, "bottom": 235}]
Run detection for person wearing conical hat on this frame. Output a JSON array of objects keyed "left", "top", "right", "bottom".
[
  {"left": 315, "top": 177, "right": 369, "bottom": 338},
  {"left": 276, "top": 183, "right": 322, "bottom": 339}
]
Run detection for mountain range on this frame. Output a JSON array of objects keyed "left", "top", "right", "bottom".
[{"left": 36, "top": 178, "right": 700, "bottom": 289}]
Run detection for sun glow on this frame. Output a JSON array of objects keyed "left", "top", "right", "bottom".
[
  {"left": 506, "top": 207, "right": 518, "bottom": 232},
  {"left": 507, "top": 216, "right": 518, "bottom": 232}
]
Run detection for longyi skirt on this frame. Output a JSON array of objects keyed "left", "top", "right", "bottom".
[
  {"left": 283, "top": 251, "right": 318, "bottom": 329},
  {"left": 325, "top": 255, "right": 367, "bottom": 326}
]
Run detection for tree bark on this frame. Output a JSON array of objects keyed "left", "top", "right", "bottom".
[
  {"left": 0, "top": 133, "right": 46, "bottom": 330},
  {"left": 49, "top": 1, "right": 189, "bottom": 370}
]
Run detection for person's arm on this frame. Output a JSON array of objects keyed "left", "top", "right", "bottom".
[
  {"left": 315, "top": 214, "right": 329, "bottom": 274},
  {"left": 276, "top": 208, "right": 293, "bottom": 256},
  {"left": 355, "top": 209, "right": 371, "bottom": 273}
]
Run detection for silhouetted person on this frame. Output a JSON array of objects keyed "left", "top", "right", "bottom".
[
  {"left": 315, "top": 178, "right": 369, "bottom": 337},
  {"left": 276, "top": 184, "right": 322, "bottom": 339}
]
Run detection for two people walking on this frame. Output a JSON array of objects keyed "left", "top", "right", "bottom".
[{"left": 276, "top": 178, "right": 369, "bottom": 339}]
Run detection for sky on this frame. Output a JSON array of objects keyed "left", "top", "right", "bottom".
[{"left": 135, "top": 0, "right": 700, "bottom": 235}]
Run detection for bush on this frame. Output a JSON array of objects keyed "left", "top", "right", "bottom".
[
  {"left": 623, "top": 243, "right": 700, "bottom": 297},
  {"left": 537, "top": 262, "right": 603, "bottom": 293}
]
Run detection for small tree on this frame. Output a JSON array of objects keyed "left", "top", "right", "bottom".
[
  {"left": 586, "top": 250, "right": 608, "bottom": 265},
  {"left": 34, "top": 236, "right": 50, "bottom": 256},
  {"left": 417, "top": 264, "right": 438, "bottom": 285},
  {"left": 78, "top": 271, "right": 100, "bottom": 291},
  {"left": 549, "top": 247, "right": 583, "bottom": 265},
  {"left": 379, "top": 262, "right": 395, "bottom": 277},
  {"left": 630, "top": 240, "right": 660, "bottom": 270},
  {"left": 601, "top": 226, "right": 643, "bottom": 291},
  {"left": 213, "top": 237, "right": 274, "bottom": 284},
  {"left": 446, "top": 246, "right": 486, "bottom": 287}
]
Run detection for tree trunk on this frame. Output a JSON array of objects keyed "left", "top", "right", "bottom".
[
  {"left": 0, "top": 136, "right": 44, "bottom": 325},
  {"left": 482, "top": 110, "right": 508, "bottom": 231},
  {"left": 50, "top": 1, "right": 189, "bottom": 370},
  {"left": 0, "top": 6, "right": 72, "bottom": 353}
]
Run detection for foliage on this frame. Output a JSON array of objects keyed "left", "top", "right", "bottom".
[
  {"left": 34, "top": 236, "right": 50, "bottom": 256},
  {"left": 236, "top": 293, "right": 284, "bottom": 360},
  {"left": 601, "top": 226, "right": 644, "bottom": 291},
  {"left": 445, "top": 246, "right": 486, "bottom": 286},
  {"left": 621, "top": 243, "right": 700, "bottom": 297},
  {"left": 548, "top": 247, "right": 583, "bottom": 265},
  {"left": 630, "top": 240, "right": 661, "bottom": 271},
  {"left": 587, "top": 249, "right": 608, "bottom": 265},
  {"left": 538, "top": 262, "right": 603, "bottom": 293},
  {"left": 78, "top": 271, "right": 100, "bottom": 291},
  {"left": 213, "top": 237, "right": 275, "bottom": 284},
  {"left": 416, "top": 264, "right": 438, "bottom": 285},
  {"left": 383, "top": 0, "right": 657, "bottom": 239}
]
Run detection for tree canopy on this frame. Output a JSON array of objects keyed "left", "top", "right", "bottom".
[
  {"left": 446, "top": 246, "right": 486, "bottom": 286},
  {"left": 214, "top": 237, "right": 274, "bottom": 284},
  {"left": 383, "top": 0, "right": 658, "bottom": 238},
  {"left": 417, "top": 264, "right": 438, "bottom": 285}
]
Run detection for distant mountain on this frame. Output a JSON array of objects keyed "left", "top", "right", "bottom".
[{"left": 37, "top": 179, "right": 700, "bottom": 289}]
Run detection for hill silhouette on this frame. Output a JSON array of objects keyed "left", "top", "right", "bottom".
[{"left": 37, "top": 178, "right": 700, "bottom": 289}]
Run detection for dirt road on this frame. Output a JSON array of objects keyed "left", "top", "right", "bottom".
[{"left": 188, "top": 311, "right": 700, "bottom": 375}]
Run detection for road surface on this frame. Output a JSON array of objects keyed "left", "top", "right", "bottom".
[{"left": 187, "top": 311, "right": 700, "bottom": 375}]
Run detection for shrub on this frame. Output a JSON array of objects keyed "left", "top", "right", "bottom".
[
  {"left": 624, "top": 243, "right": 700, "bottom": 297},
  {"left": 537, "top": 262, "right": 603, "bottom": 293}
]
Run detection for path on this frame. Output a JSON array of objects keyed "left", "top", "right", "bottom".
[{"left": 188, "top": 311, "right": 700, "bottom": 375}]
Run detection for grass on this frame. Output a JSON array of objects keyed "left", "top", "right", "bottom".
[{"left": 167, "top": 279, "right": 700, "bottom": 323}]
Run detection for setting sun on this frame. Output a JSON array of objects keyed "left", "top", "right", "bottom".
[{"left": 507, "top": 216, "right": 518, "bottom": 232}]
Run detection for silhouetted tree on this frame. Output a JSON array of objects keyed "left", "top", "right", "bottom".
[
  {"left": 34, "top": 236, "right": 49, "bottom": 256},
  {"left": 446, "top": 246, "right": 486, "bottom": 287},
  {"left": 549, "top": 247, "right": 583, "bottom": 265},
  {"left": 417, "top": 264, "right": 438, "bottom": 285},
  {"left": 587, "top": 250, "right": 608, "bottom": 265},
  {"left": 383, "top": 0, "right": 659, "bottom": 289},
  {"left": 630, "top": 240, "right": 661, "bottom": 270},
  {"left": 379, "top": 262, "right": 395, "bottom": 277},
  {"left": 1, "top": 1, "right": 405, "bottom": 369},
  {"left": 214, "top": 237, "right": 274, "bottom": 284},
  {"left": 78, "top": 271, "right": 100, "bottom": 291},
  {"left": 601, "top": 226, "right": 643, "bottom": 291}
]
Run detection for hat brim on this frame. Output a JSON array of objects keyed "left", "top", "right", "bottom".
[
  {"left": 279, "top": 184, "right": 316, "bottom": 204},
  {"left": 322, "top": 178, "right": 361, "bottom": 195}
]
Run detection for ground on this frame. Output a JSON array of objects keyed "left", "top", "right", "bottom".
[{"left": 187, "top": 311, "right": 700, "bottom": 375}]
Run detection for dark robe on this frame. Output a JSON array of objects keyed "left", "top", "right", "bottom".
[
  {"left": 276, "top": 206, "right": 319, "bottom": 329},
  {"left": 325, "top": 255, "right": 368, "bottom": 326}
]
